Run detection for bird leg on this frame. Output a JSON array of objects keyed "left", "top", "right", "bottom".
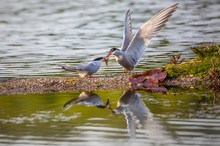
[{"left": 85, "top": 75, "right": 94, "bottom": 78}]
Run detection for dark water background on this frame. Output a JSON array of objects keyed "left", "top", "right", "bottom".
[{"left": 0, "top": 0, "right": 220, "bottom": 145}]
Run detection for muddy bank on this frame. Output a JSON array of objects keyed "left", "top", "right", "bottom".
[
  {"left": 0, "top": 73, "right": 215, "bottom": 95},
  {"left": 0, "top": 75, "right": 129, "bottom": 95}
]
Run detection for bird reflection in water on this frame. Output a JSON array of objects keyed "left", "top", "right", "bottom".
[
  {"left": 110, "top": 90, "right": 153, "bottom": 138},
  {"left": 63, "top": 91, "right": 108, "bottom": 110},
  {"left": 63, "top": 90, "right": 167, "bottom": 142}
]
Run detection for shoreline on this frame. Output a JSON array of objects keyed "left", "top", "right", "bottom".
[{"left": 1, "top": 43, "right": 219, "bottom": 95}]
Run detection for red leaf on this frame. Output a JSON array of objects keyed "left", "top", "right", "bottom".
[
  {"left": 129, "top": 76, "right": 146, "bottom": 84},
  {"left": 148, "top": 68, "right": 163, "bottom": 76},
  {"left": 143, "top": 78, "right": 158, "bottom": 88},
  {"left": 150, "top": 72, "right": 167, "bottom": 82}
]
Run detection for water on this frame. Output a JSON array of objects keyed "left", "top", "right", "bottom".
[
  {"left": 0, "top": 0, "right": 220, "bottom": 145},
  {"left": 0, "top": 90, "right": 219, "bottom": 146},
  {"left": 0, "top": 0, "right": 220, "bottom": 77}
]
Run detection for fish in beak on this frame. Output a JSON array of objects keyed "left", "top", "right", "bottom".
[
  {"left": 103, "top": 57, "right": 109, "bottom": 66},
  {"left": 107, "top": 51, "right": 113, "bottom": 57}
]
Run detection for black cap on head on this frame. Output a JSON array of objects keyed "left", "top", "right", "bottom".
[
  {"left": 110, "top": 48, "right": 119, "bottom": 52},
  {"left": 93, "top": 57, "right": 104, "bottom": 61}
]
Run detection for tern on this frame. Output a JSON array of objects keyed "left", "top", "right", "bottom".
[
  {"left": 59, "top": 57, "right": 108, "bottom": 78},
  {"left": 107, "top": 3, "right": 178, "bottom": 71}
]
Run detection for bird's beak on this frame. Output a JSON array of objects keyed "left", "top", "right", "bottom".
[
  {"left": 106, "top": 51, "right": 113, "bottom": 57},
  {"left": 103, "top": 57, "right": 109, "bottom": 66}
]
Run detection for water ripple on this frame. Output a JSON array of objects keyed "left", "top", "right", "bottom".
[{"left": 0, "top": 0, "right": 219, "bottom": 77}]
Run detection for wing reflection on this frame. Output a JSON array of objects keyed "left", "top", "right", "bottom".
[
  {"left": 63, "top": 91, "right": 106, "bottom": 110},
  {"left": 112, "top": 90, "right": 152, "bottom": 138}
]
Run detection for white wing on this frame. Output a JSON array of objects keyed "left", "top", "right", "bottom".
[
  {"left": 125, "top": 3, "right": 178, "bottom": 66},
  {"left": 76, "top": 61, "right": 101, "bottom": 73},
  {"left": 121, "top": 9, "right": 133, "bottom": 51}
]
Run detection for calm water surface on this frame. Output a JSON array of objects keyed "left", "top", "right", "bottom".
[
  {"left": 0, "top": 90, "right": 219, "bottom": 146},
  {"left": 0, "top": 0, "right": 220, "bottom": 145}
]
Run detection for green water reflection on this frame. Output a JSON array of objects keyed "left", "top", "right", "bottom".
[{"left": 0, "top": 89, "right": 219, "bottom": 145}]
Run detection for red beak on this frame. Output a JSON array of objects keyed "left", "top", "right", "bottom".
[{"left": 107, "top": 51, "right": 112, "bottom": 57}]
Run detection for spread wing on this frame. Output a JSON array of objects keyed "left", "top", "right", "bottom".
[
  {"left": 125, "top": 3, "right": 178, "bottom": 66},
  {"left": 121, "top": 9, "right": 133, "bottom": 51}
]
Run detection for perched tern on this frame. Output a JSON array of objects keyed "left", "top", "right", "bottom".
[
  {"left": 107, "top": 3, "right": 178, "bottom": 71},
  {"left": 59, "top": 57, "right": 108, "bottom": 78}
]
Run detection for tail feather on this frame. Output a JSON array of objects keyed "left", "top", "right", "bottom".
[{"left": 59, "top": 64, "right": 77, "bottom": 72}]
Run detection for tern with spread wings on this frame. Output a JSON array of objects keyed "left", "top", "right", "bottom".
[{"left": 107, "top": 4, "right": 178, "bottom": 71}]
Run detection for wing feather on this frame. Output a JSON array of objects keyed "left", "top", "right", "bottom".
[
  {"left": 121, "top": 9, "right": 133, "bottom": 51},
  {"left": 125, "top": 3, "right": 178, "bottom": 66},
  {"left": 76, "top": 61, "right": 101, "bottom": 73}
]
